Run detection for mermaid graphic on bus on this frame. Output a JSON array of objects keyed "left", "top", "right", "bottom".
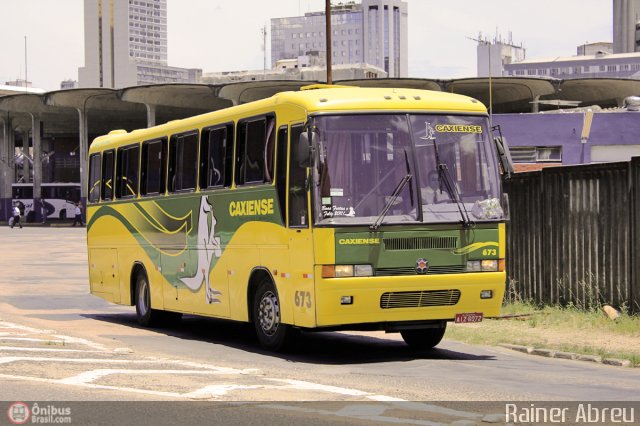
[{"left": 180, "top": 196, "right": 223, "bottom": 304}]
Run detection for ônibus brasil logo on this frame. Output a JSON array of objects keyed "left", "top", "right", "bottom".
[{"left": 7, "top": 402, "right": 31, "bottom": 424}]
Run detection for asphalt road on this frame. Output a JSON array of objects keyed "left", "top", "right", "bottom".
[{"left": 1, "top": 226, "right": 639, "bottom": 425}]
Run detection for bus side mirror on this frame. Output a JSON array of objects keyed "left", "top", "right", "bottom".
[
  {"left": 298, "top": 131, "right": 314, "bottom": 167},
  {"left": 494, "top": 135, "right": 514, "bottom": 179}
]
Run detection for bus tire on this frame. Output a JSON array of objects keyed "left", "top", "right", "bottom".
[
  {"left": 400, "top": 324, "right": 447, "bottom": 350},
  {"left": 253, "top": 278, "right": 290, "bottom": 351},
  {"left": 135, "top": 271, "right": 164, "bottom": 327}
]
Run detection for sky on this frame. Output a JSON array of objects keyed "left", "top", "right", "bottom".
[{"left": 0, "top": 0, "right": 612, "bottom": 92}]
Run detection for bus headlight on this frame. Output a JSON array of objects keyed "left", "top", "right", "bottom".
[
  {"left": 467, "top": 260, "right": 498, "bottom": 272},
  {"left": 354, "top": 265, "right": 373, "bottom": 277},
  {"left": 481, "top": 260, "right": 498, "bottom": 271},
  {"left": 335, "top": 265, "right": 354, "bottom": 277},
  {"left": 322, "top": 265, "right": 373, "bottom": 278}
]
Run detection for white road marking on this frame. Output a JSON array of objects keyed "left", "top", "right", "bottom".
[
  {"left": 0, "top": 337, "right": 65, "bottom": 343},
  {"left": 0, "top": 323, "right": 406, "bottom": 403},
  {"left": 0, "top": 373, "right": 184, "bottom": 398},
  {"left": 0, "top": 321, "right": 55, "bottom": 334},
  {"left": 367, "top": 395, "right": 407, "bottom": 402},
  {"left": 59, "top": 369, "right": 244, "bottom": 385},
  {"left": 0, "top": 346, "right": 103, "bottom": 353},
  {"left": 266, "top": 378, "right": 370, "bottom": 396},
  {"left": 184, "top": 384, "right": 262, "bottom": 399}
]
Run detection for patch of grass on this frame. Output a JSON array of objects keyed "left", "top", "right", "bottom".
[{"left": 445, "top": 301, "right": 640, "bottom": 366}]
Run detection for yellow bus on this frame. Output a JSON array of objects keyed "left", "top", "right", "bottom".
[{"left": 87, "top": 86, "right": 512, "bottom": 351}]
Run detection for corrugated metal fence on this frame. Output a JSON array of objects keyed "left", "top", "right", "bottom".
[{"left": 504, "top": 158, "right": 640, "bottom": 313}]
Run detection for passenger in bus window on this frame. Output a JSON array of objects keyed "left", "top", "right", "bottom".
[{"left": 422, "top": 170, "right": 451, "bottom": 204}]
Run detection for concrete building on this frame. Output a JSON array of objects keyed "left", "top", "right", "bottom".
[
  {"left": 476, "top": 34, "right": 526, "bottom": 77},
  {"left": 271, "top": 0, "right": 408, "bottom": 78},
  {"left": 577, "top": 42, "right": 613, "bottom": 56},
  {"left": 60, "top": 80, "right": 79, "bottom": 90},
  {"left": 503, "top": 51, "right": 640, "bottom": 79},
  {"left": 201, "top": 61, "right": 386, "bottom": 85},
  {"left": 613, "top": 0, "right": 640, "bottom": 53},
  {"left": 78, "top": 0, "right": 201, "bottom": 88}
]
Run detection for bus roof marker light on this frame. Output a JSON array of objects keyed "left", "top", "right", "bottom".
[
  {"left": 319, "top": 98, "right": 328, "bottom": 102},
  {"left": 384, "top": 95, "right": 392, "bottom": 100},
  {"left": 414, "top": 96, "right": 421, "bottom": 100}
]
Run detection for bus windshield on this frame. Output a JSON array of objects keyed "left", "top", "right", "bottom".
[{"left": 312, "top": 114, "right": 504, "bottom": 226}]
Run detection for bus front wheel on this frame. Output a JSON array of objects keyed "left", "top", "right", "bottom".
[
  {"left": 253, "top": 279, "right": 290, "bottom": 351},
  {"left": 400, "top": 324, "right": 447, "bottom": 350}
]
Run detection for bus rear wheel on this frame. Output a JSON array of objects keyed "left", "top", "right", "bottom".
[
  {"left": 135, "top": 271, "right": 182, "bottom": 327},
  {"left": 253, "top": 279, "right": 290, "bottom": 351},
  {"left": 400, "top": 324, "right": 447, "bottom": 350}
]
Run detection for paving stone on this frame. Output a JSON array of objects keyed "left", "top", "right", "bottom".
[{"left": 603, "top": 358, "right": 631, "bottom": 367}]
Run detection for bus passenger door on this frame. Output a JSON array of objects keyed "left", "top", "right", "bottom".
[{"left": 287, "top": 124, "right": 316, "bottom": 327}]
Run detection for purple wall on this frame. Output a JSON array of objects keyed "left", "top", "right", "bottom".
[{"left": 493, "top": 112, "right": 640, "bottom": 165}]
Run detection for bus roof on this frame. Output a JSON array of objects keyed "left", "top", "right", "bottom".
[{"left": 89, "top": 87, "right": 487, "bottom": 153}]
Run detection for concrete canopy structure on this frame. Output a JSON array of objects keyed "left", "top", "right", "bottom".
[
  {"left": 446, "top": 77, "right": 558, "bottom": 114},
  {"left": 2, "top": 77, "right": 640, "bottom": 222},
  {"left": 336, "top": 78, "right": 442, "bottom": 91},
  {"left": 215, "top": 81, "right": 318, "bottom": 105},
  {"left": 119, "top": 84, "right": 231, "bottom": 127},
  {"left": 541, "top": 78, "right": 640, "bottom": 108}
]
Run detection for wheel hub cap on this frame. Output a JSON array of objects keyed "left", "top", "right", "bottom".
[{"left": 258, "top": 291, "right": 280, "bottom": 336}]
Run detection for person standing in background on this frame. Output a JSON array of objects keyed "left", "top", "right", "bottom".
[{"left": 72, "top": 202, "right": 83, "bottom": 227}]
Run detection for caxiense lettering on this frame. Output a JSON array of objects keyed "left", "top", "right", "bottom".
[
  {"left": 435, "top": 124, "right": 483, "bottom": 133},
  {"left": 338, "top": 238, "right": 380, "bottom": 245},
  {"left": 229, "top": 199, "right": 274, "bottom": 217}
]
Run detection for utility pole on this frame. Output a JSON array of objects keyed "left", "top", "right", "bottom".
[
  {"left": 24, "top": 36, "right": 28, "bottom": 92},
  {"left": 325, "top": 0, "right": 332, "bottom": 84},
  {"left": 261, "top": 24, "right": 267, "bottom": 79}
]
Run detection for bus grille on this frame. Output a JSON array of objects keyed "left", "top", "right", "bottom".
[
  {"left": 380, "top": 290, "right": 461, "bottom": 309},
  {"left": 383, "top": 236, "right": 457, "bottom": 251},
  {"left": 375, "top": 265, "right": 465, "bottom": 276}
]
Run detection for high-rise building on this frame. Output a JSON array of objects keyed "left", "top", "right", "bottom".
[
  {"left": 78, "top": 0, "right": 201, "bottom": 88},
  {"left": 271, "top": 0, "right": 408, "bottom": 78},
  {"left": 613, "top": 0, "right": 640, "bottom": 53}
]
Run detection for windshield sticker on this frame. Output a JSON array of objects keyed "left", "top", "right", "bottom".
[
  {"left": 435, "top": 124, "right": 483, "bottom": 134},
  {"left": 322, "top": 205, "right": 355, "bottom": 218},
  {"left": 322, "top": 197, "right": 332, "bottom": 205},
  {"left": 419, "top": 122, "right": 436, "bottom": 142},
  {"left": 330, "top": 188, "right": 344, "bottom": 197}
]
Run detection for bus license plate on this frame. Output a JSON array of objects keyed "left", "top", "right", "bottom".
[{"left": 455, "top": 312, "right": 483, "bottom": 323}]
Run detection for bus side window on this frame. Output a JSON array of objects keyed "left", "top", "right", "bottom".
[
  {"left": 236, "top": 114, "right": 275, "bottom": 185},
  {"left": 102, "top": 150, "right": 115, "bottom": 201},
  {"left": 141, "top": 138, "right": 166, "bottom": 196},
  {"left": 116, "top": 144, "right": 140, "bottom": 199},
  {"left": 200, "top": 124, "right": 233, "bottom": 189},
  {"left": 169, "top": 131, "right": 198, "bottom": 192},
  {"left": 289, "top": 124, "right": 308, "bottom": 228},
  {"left": 275, "top": 125, "right": 288, "bottom": 225},
  {"left": 88, "top": 153, "right": 102, "bottom": 203}
]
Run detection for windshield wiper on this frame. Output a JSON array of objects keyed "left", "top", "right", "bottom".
[
  {"left": 370, "top": 174, "right": 412, "bottom": 231},
  {"left": 431, "top": 138, "right": 474, "bottom": 228}
]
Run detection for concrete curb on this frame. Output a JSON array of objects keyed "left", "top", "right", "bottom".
[{"left": 498, "top": 344, "right": 633, "bottom": 368}]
